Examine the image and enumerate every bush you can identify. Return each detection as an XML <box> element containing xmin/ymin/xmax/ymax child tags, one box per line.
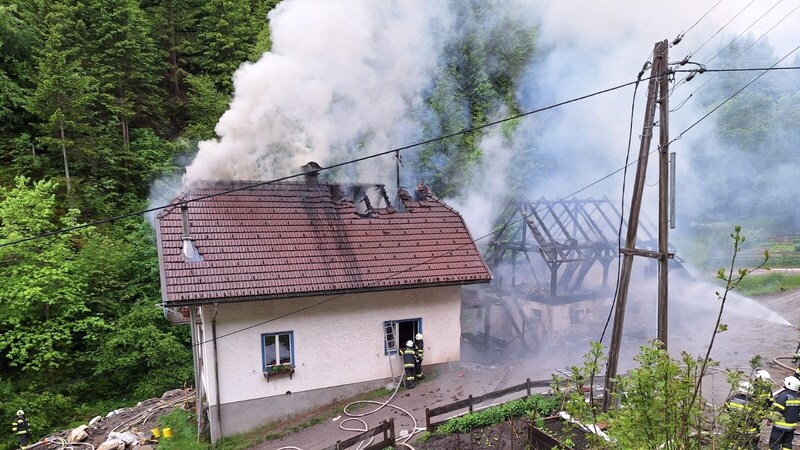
<box><xmin>434</xmin><ymin>394</ymin><xmax>559</xmax><ymax>435</ymax></box>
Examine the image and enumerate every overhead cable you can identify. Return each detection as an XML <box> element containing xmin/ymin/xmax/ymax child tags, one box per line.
<box><xmin>0</xmin><ymin>78</ymin><xmax>646</xmax><ymax>249</ymax></box>
<box><xmin>671</xmin><ymin>2</ymin><xmax>800</xmax><ymax>111</ymax></box>
<box><xmin>671</xmin><ymin>43</ymin><xmax>800</xmax><ymax>144</ymax></box>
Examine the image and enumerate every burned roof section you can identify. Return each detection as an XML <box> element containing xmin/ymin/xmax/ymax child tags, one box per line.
<box><xmin>156</xmin><ymin>180</ymin><xmax>492</xmax><ymax>306</ymax></box>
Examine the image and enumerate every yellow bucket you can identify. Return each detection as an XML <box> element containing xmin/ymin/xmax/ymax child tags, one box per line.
<box><xmin>162</xmin><ymin>427</ymin><xmax>173</xmax><ymax>439</ymax></box>
<box><xmin>151</xmin><ymin>428</ymin><xmax>161</xmax><ymax>438</ymax></box>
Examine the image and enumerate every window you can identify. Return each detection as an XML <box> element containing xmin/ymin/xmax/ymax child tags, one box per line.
<box><xmin>530</xmin><ymin>309</ymin><xmax>543</xmax><ymax>321</ymax></box>
<box><xmin>383</xmin><ymin>318</ymin><xmax>421</xmax><ymax>355</ymax></box>
<box><xmin>570</xmin><ymin>309</ymin><xmax>585</xmax><ymax>324</ymax></box>
<box><xmin>262</xmin><ymin>331</ymin><xmax>294</xmax><ymax>370</ymax></box>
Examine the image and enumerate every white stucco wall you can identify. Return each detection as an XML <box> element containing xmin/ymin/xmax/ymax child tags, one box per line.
<box><xmin>197</xmin><ymin>285</ymin><xmax>461</xmax><ymax>424</ymax></box>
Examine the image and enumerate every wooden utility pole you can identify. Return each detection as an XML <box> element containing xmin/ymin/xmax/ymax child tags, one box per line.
<box><xmin>603</xmin><ymin>40</ymin><xmax>670</xmax><ymax>411</ymax></box>
<box><xmin>657</xmin><ymin>44</ymin><xmax>671</xmax><ymax>347</ymax></box>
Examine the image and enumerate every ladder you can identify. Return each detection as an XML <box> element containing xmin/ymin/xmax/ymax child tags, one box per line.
<box><xmin>384</xmin><ymin>322</ymin><xmax>401</xmax><ymax>386</ymax></box>
<box><xmin>384</xmin><ymin>321</ymin><xmax>397</xmax><ymax>354</ymax></box>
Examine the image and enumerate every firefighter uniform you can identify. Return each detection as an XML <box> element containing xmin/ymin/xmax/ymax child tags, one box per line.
<box><xmin>769</xmin><ymin>380</ymin><xmax>800</xmax><ymax>450</ymax></box>
<box><xmin>725</xmin><ymin>391</ymin><xmax>760</xmax><ymax>450</ymax></box>
<box><xmin>401</xmin><ymin>343</ymin><xmax>417</xmax><ymax>388</ymax></box>
<box><xmin>414</xmin><ymin>333</ymin><xmax>424</xmax><ymax>380</ymax></box>
<box><xmin>11</xmin><ymin>412</ymin><xmax>31</xmax><ymax>449</ymax></box>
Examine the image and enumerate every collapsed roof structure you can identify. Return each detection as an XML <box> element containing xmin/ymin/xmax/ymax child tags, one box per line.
<box><xmin>464</xmin><ymin>196</ymin><xmax>688</xmax><ymax>352</ymax></box>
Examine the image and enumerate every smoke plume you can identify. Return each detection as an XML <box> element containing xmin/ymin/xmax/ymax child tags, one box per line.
<box><xmin>184</xmin><ymin>0</ymin><xmax>453</xmax><ymax>184</ymax></box>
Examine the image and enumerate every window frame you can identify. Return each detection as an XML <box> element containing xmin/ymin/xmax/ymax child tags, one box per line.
<box><xmin>570</xmin><ymin>308</ymin><xmax>585</xmax><ymax>324</ymax></box>
<box><xmin>261</xmin><ymin>331</ymin><xmax>295</xmax><ymax>370</ymax></box>
<box><xmin>383</xmin><ymin>318</ymin><xmax>422</xmax><ymax>355</ymax></box>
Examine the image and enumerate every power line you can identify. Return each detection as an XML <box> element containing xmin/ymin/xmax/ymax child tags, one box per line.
<box><xmin>671</xmin><ymin>0</ymin><xmax>785</xmax><ymax>94</ymax></box>
<box><xmin>705</xmin><ymin>0</ymin><xmax>785</xmax><ymax>66</ymax></box>
<box><xmin>687</xmin><ymin>0</ymin><xmax>757</xmax><ymax>59</ymax></box>
<box><xmin>679</xmin><ymin>0</ymin><xmax>722</xmax><ymax>38</ymax></box>
<box><xmin>671</xmin><ymin>2</ymin><xmax>800</xmax><ymax>111</ymax></box>
<box><xmin>671</xmin><ymin>42</ymin><xmax>800</xmax><ymax>144</ymax></box>
<box><xmin>0</xmin><ymin>78</ymin><xmax>647</xmax><ymax>250</ymax></box>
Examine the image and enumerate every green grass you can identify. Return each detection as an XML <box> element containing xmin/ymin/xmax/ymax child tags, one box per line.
<box><xmin>155</xmin><ymin>385</ymin><xmax>398</xmax><ymax>449</ymax></box>
<box><xmin>736</xmin><ymin>272</ymin><xmax>800</xmax><ymax>296</ymax></box>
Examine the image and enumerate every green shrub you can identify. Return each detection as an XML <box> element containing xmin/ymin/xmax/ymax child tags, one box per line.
<box><xmin>434</xmin><ymin>394</ymin><xmax>558</xmax><ymax>435</ymax></box>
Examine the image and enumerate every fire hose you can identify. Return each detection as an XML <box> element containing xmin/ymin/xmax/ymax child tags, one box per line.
<box><xmin>276</xmin><ymin>375</ymin><xmax>421</xmax><ymax>450</ymax></box>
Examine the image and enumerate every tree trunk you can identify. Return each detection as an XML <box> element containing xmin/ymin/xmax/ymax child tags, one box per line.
<box><xmin>59</xmin><ymin>118</ymin><xmax>71</xmax><ymax>193</ymax></box>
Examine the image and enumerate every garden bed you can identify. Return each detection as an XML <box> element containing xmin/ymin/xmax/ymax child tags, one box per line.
<box><xmin>416</xmin><ymin>416</ymin><xmax>591</xmax><ymax>449</ymax></box>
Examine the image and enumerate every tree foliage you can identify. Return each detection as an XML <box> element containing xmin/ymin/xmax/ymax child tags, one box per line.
<box><xmin>688</xmin><ymin>38</ymin><xmax>800</xmax><ymax>231</ymax></box>
<box><xmin>415</xmin><ymin>0</ymin><xmax>536</xmax><ymax>197</ymax></box>
<box><xmin>558</xmin><ymin>228</ymin><xmax>771</xmax><ymax>449</ymax></box>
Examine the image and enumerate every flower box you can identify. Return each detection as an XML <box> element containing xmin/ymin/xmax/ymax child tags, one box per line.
<box><xmin>263</xmin><ymin>364</ymin><xmax>295</xmax><ymax>382</ymax></box>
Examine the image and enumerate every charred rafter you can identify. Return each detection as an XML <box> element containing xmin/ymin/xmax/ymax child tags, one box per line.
<box><xmin>485</xmin><ymin>197</ymin><xmax>677</xmax><ymax>297</ymax></box>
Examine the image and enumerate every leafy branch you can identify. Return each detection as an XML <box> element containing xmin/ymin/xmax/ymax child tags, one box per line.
<box><xmin>682</xmin><ymin>226</ymin><xmax>768</xmax><ymax>437</ymax></box>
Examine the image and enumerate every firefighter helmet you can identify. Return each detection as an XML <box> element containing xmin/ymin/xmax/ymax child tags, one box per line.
<box><xmin>737</xmin><ymin>381</ymin><xmax>753</xmax><ymax>395</ymax></box>
<box><xmin>784</xmin><ymin>376</ymin><xmax>800</xmax><ymax>392</ymax></box>
<box><xmin>16</xmin><ymin>410</ymin><xmax>24</xmax><ymax>417</ymax></box>
<box><xmin>406</xmin><ymin>340</ymin><xmax>414</xmax><ymax>348</ymax></box>
<box><xmin>415</xmin><ymin>333</ymin><xmax>423</xmax><ymax>341</ymax></box>
<box><xmin>754</xmin><ymin>369</ymin><xmax>771</xmax><ymax>381</ymax></box>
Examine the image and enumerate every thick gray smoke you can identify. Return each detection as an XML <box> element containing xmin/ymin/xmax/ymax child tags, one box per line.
<box><xmin>184</xmin><ymin>0</ymin><xmax>453</xmax><ymax>184</ymax></box>
<box><xmin>178</xmin><ymin>0</ymin><xmax>800</xmax><ymax>371</ymax></box>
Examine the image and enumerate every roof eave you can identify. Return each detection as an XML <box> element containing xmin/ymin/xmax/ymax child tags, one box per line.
<box><xmin>161</xmin><ymin>276</ymin><xmax>493</xmax><ymax>308</ymax></box>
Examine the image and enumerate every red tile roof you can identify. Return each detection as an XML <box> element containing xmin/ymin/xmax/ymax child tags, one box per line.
<box><xmin>156</xmin><ymin>181</ymin><xmax>492</xmax><ymax>306</ymax></box>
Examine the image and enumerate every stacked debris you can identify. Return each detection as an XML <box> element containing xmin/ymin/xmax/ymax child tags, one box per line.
<box><xmin>32</xmin><ymin>389</ymin><xmax>194</xmax><ymax>450</ymax></box>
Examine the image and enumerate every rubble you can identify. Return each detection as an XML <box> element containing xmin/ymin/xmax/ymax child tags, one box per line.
<box><xmin>35</xmin><ymin>389</ymin><xmax>194</xmax><ymax>449</ymax></box>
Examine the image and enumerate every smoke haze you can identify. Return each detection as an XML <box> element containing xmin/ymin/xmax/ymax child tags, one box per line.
<box><xmin>177</xmin><ymin>0</ymin><xmax>800</xmax><ymax>370</ymax></box>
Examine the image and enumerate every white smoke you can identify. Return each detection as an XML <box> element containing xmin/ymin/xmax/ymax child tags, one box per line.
<box><xmin>184</xmin><ymin>0</ymin><xmax>454</xmax><ymax>184</ymax></box>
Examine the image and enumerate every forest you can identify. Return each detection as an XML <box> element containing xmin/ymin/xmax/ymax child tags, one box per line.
<box><xmin>1</xmin><ymin>0</ymin><xmax>798</xmax><ymax>446</ymax></box>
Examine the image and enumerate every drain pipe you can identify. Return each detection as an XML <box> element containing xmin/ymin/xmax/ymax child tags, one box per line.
<box><xmin>212</xmin><ymin>303</ymin><xmax>222</xmax><ymax>441</ymax></box>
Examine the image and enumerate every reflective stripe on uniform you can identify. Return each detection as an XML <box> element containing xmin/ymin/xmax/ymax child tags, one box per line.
<box><xmin>773</xmin><ymin>420</ymin><xmax>797</xmax><ymax>430</ymax></box>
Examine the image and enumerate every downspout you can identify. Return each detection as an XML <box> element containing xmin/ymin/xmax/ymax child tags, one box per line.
<box><xmin>190</xmin><ymin>307</ymin><xmax>205</xmax><ymax>440</ymax></box>
<box><xmin>212</xmin><ymin>303</ymin><xmax>222</xmax><ymax>441</ymax></box>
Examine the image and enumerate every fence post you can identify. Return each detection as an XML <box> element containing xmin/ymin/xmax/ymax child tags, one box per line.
<box><xmin>468</xmin><ymin>394</ymin><xmax>473</xmax><ymax>413</ymax></box>
<box><xmin>335</xmin><ymin>440</ymin><xmax>341</xmax><ymax>450</ymax></box>
<box><xmin>425</xmin><ymin>408</ymin><xmax>431</xmax><ymax>432</ymax></box>
<box><xmin>526</xmin><ymin>378</ymin><xmax>531</xmax><ymax>398</ymax></box>
<box><xmin>389</xmin><ymin>418</ymin><xmax>395</xmax><ymax>444</ymax></box>
<box><xmin>527</xmin><ymin>421</ymin><xmax>533</xmax><ymax>447</ymax></box>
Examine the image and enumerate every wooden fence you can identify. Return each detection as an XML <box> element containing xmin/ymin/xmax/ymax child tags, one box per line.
<box><xmin>424</xmin><ymin>378</ymin><xmax>553</xmax><ymax>432</ymax></box>
<box><xmin>320</xmin><ymin>418</ymin><xmax>395</xmax><ymax>450</ymax></box>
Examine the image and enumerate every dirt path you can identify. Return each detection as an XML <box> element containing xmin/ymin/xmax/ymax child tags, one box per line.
<box><xmin>255</xmin><ymin>288</ymin><xmax>800</xmax><ymax>450</ymax></box>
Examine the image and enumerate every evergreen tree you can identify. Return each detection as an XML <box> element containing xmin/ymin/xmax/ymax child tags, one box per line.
<box><xmin>195</xmin><ymin>0</ymin><xmax>260</xmax><ymax>92</ymax></box>
<box><xmin>28</xmin><ymin>1</ymin><xmax>97</xmax><ymax>194</ymax></box>
<box><xmin>416</xmin><ymin>1</ymin><xmax>536</xmax><ymax>197</ymax></box>
<box><xmin>0</xmin><ymin>3</ymin><xmax>42</xmax><ymax>181</ymax></box>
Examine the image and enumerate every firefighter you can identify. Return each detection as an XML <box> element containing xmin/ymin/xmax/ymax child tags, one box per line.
<box><xmin>768</xmin><ymin>376</ymin><xmax>800</xmax><ymax>450</ymax></box>
<box><xmin>414</xmin><ymin>333</ymin><xmax>424</xmax><ymax>380</ymax></box>
<box><xmin>401</xmin><ymin>340</ymin><xmax>417</xmax><ymax>388</ymax></box>
<box><xmin>11</xmin><ymin>410</ymin><xmax>31</xmax><ymax>449</ymax></box>
<box><xmin>724</xmin><ymin>381</ymin><xmax>760</xmax><ymax>449</ymax></box>
<box><xmin>754</xmin><ymin>368</ymin><xmax>774</xmax><ymax>407</ymax></box>
<box><xmin>793</xmin><ymin>339</ymin><xmax>800</xmax><ymax>377</ymax></box>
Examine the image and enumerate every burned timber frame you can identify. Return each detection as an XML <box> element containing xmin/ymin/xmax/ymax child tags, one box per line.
<box><xmin>484</xmin><ymin>196</ymin><xmax>668</xmax><ymax>298</ymax></box>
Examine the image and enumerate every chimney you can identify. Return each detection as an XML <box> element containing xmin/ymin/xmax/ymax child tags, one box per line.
<box><xmin>181</xmin><ymin>203</ymin><xmax>203</xmax><ymax>262</ymax></box>
<box><xmin>301</xmin><ymin>161</ymin><xmax>322</xmax><ymax>188</ymax></box>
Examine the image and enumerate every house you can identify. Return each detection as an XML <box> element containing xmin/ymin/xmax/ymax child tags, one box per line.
<box><xmin>155</xmin><ymin>169</ymin><xmax>492</xmax><ymax>441</ymax></box>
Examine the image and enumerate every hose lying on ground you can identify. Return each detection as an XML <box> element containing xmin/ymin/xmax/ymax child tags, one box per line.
<box><xmin>277</xmin><ymin>375</ymin><xmax>422</xmax><ymax>450</ymax></box>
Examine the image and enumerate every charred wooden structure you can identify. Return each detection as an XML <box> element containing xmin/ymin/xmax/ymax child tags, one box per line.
<box><xmin>462</xmin><ymin>197</ymin><xmax>685</xmax><ymax>353</ymax></box>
